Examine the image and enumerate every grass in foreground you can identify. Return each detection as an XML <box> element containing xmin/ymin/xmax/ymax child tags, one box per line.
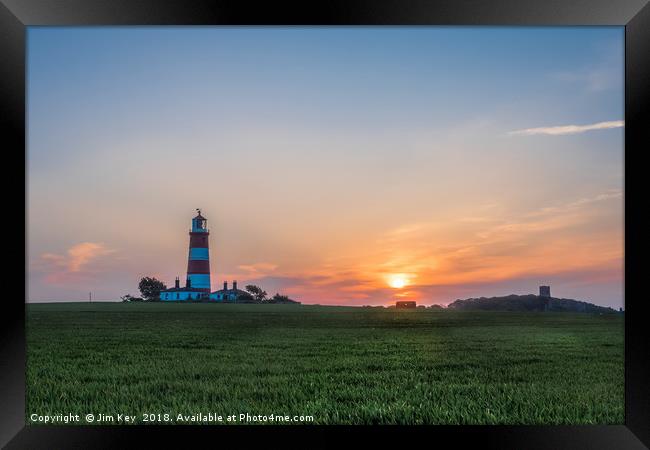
<box><xmin>26</xmin><ymin>302</ymin><xmax>623</xmax><ymax>425</ymax></box>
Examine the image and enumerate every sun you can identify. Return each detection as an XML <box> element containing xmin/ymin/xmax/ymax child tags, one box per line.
<box><xmin>388</xmin><ymin>275</ymin><xmax>408</xmax><ymax>289</ymax></box>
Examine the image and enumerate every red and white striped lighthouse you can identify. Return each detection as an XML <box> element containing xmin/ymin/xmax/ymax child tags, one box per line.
<box><xmin>186</xmin><ymin>209</ymin><xmax>211</xmax><ymax>293</ymax></box>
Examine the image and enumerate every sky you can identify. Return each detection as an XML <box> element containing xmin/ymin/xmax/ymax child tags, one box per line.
<box><xmin>27</xmin><ymin>27</ymin><xmax>624</xmax><ymax>307</ymax></box>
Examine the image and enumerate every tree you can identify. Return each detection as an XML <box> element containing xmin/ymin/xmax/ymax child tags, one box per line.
<box><xmin>138</xmin><ymin>277</ymin><xmax>167</xmax><ymax>301</ymax></box>
<box><xmin>245</xmin><ymin>284</ymin><xmax>267</xmax><ymax>303</ymax></box>
<box><xmin>269</xmin><ymin>293</ymin><xmax>299</xmax><ymax>304</ymax></box>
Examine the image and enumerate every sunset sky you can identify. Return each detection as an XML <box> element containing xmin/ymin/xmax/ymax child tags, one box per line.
<box><xmin>27</xmin><ymin>27</ymin><xmax>624</xmax><ymax>307</ymax></box>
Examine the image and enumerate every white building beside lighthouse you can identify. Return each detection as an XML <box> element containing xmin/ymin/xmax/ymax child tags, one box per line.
<box><xmin>210</xmin><ymin>280</ymin><xmax>251</xmax><ymax>302</ymax></box>
<box><xmin>160</xmin><ymin>277</ymin><xmax>206</xmax><ymax>301</ymax></box>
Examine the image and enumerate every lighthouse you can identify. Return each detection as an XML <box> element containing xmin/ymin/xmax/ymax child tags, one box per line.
<box><xmin>159</xmin><ymin>209</ymin><xmax>212</xmax><ymax>301</ymax></box>
<box><xmin>187</xmin><ymin>209</ymin><xmax>211</xmax><ymax>293</ymax></box>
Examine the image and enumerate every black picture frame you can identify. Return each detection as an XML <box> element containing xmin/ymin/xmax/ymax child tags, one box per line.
<box><xmin>2</xmin><ymin>0</ymin><xmax>648</xmax><ymax>448</ymax></box>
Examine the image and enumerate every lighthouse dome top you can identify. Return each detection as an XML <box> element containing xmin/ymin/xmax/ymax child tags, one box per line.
<box><xmin>191</xmin><ymin>209</ymin><xmax>208</xmax><ymax>233</ymax></box>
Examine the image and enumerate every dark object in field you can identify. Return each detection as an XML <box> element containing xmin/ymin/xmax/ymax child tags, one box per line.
<box><xmin>447</xmin><ymin>294</ymin><xmax>617</xmax><ymax>313</ymax></box>
<box><xmin>396</xmin><ymin>301</ymin><xmax>417</xmax><ymax>308</ymax></box>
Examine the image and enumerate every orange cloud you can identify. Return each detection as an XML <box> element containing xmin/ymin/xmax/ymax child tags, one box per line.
<box><xmin>253</xmin><ymin>190</ymin><xmax>623</xmax><ymax>305</ymax></box>
<box><xmin>67</xmin><ymin>242</ymin><xmax>114</xmax><ymax>272</ymax></box>
<box><xmin>36</xmin><ymin>242</ymin><xmax>116</xmax><ymax>284</ymax></box>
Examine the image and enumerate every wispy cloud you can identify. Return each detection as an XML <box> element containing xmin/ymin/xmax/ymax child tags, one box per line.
<box><xmin>550</xmin><ymin>68</ymin><xmax>621</xmax><ymax>92</ymax></box>
<box><xmin>549</xmin><ymin>41</ymin><xmax>623</xmax><ymax>93</ymax></box>
<box><xmin>508</xmin><ymin>120</ymin><xmax>624</xmax><ymax>136</ymax></box>
<box><xmin>37</xmin><ymin>242</ymin><xmax>115</xmax><ymax>284</ymax></box>
<box><xmin>236</xmin><ymin>262</ymin><xmax>278</xmax><ymax>277</ymax></box>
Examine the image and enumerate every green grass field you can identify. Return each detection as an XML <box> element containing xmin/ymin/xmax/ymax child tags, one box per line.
<box><xmin>26</xmin><ymin>302</ymin><xmax>623</xmax><ymax>425</ymax></box>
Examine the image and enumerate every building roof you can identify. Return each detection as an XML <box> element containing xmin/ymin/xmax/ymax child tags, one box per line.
<box><xmin>210</xmin><ymin>288</ymin><xmax>249</xmax><ymax>296</ymax></box>
<box><xmin>161</xmin><ymin>287</ymin><xmax>206</xmax><ymax>293</ymax></box>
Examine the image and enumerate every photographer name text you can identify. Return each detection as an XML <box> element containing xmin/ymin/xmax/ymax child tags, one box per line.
<box><xmin>30</xmin><ymin>412</ymin><xmax>314</xmax><ymax>424</ymax></box>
